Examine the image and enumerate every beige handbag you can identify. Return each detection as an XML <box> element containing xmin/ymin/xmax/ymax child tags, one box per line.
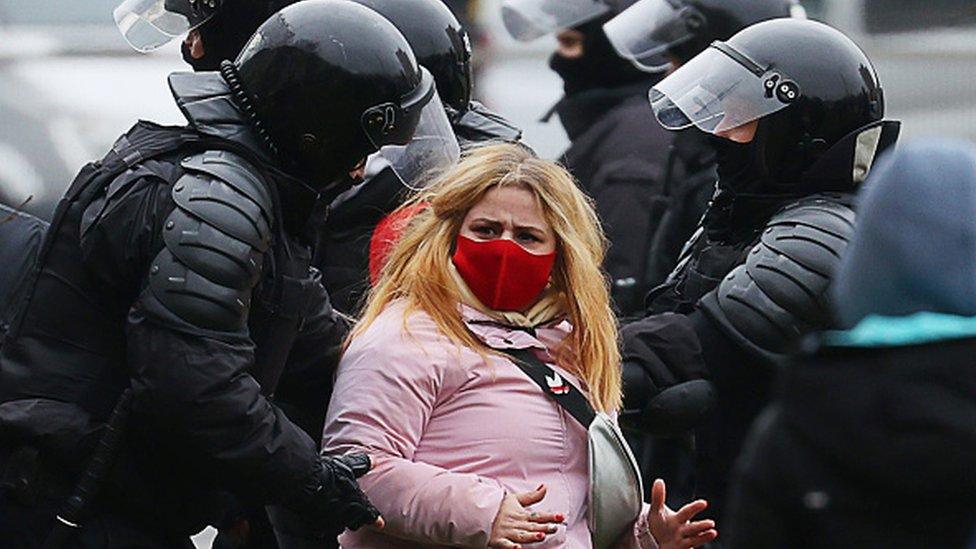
<box><xmin>506</xmin><ymin>350</ymin><xmax>644</xmax><ymax>548</ymax></box>
<box><xmin>587</xmin><ymin>412</ymin><xmax>644</xmax><ymax>548</ymax></box>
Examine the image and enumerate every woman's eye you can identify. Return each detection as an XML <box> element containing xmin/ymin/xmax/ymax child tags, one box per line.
<box><xmin>518</xmin><ymin>232</ymin><xmax>541</xmax><ymax>243</ymax></box>
<box><xmin>473</xmin><ymin>225</ymin><xmax>495</xmax><ymax>236</ymax></box>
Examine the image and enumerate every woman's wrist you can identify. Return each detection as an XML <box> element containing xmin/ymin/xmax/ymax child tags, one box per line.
<box><xmin>635</xmin><ymin>506</ymin><xmax>660</xmax><ymax>549</ymax></box>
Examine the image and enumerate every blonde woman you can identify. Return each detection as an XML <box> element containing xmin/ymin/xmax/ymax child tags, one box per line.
<box><xmin>322</xmin><ymin>143</ymin><xmax>717</xmax><ymax>548</ymax></box>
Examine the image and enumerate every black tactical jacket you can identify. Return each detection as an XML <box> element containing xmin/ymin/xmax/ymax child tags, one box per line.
<box><xmin>555</xmin><ymin>82</ymin><xmax>674</xmax><ymax>317</ymax></box>
<box><xmin>0</xmin><ymin>205</ymin><xmax>48</xmax><ymax>340</ymax></box>
<box><xmin>0</xmin><ymin>72</ymin><xmax>347</xmax><ymax>535</ymax></box>
<box><xmin>643</xmin><ymin>128</ymin><xmax>717</xmax><ymax>290</ymax></box>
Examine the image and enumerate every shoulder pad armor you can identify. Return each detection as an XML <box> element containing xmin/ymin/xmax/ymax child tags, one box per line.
<box><xmin>700</xmin><ymin>196</ymin><xmax>856</xmax><ymax>356</ymax></box>
<box><xmin>173</xmin><ymin>150</ymin><xmax>274</xmax><ymax>249</ymax></box>
<box><xmin>149</xmin><ymin>150</ymin><xmax>275</xmax><ymax>331</ymax></box>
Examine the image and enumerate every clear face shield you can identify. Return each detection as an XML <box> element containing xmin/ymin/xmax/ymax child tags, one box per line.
<box><xmin>362</xmin><ymin>69</ymin><xmax>460</xmax><ymax>191</ymax></box>
<box><xmin>603</xmin><ymin>0</ymin><xmax>704</xmax><ymax>73</ymax></box>
<box><xmin>501</xmin><ymin>0</ymin><xmax>612</xmax><ymax>41</ymax></box>
<box><xmin>649</xmin><ymin>41</ymin><xmax>801</xmax><ymax>135</ymax></box>
<box><xmin>371</xmin><ymin>89</ymin><xmax>460</xmax><ymax>191</ymax></box>
<box><xmin>113</xmin><ymin>0</ymin><xmax>217</xmax><ymax>53</ymax></box>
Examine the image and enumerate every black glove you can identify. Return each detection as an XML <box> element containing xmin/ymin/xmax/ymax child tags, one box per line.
<box><xmin>620</xmin><ymin>375</ymin><xmax>715</xmax><ymax>435</ymax></box>
<box><xmin>619</xmin><ymin>312</ymin><xmax>715</xmax><ymax>435</ymax></box>
<box><xmin>269</xmin><ymin>453</ymin><xmax>380</xmax><ymax>548</ymax></box>
<box><xmin>316</xmin><ymin>453</ymin><xmax>379</xmax><ymax>532</ymax></box>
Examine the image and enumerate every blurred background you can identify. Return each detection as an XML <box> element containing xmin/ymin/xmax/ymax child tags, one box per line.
<box><xmin>2</xmin><ymin>0</ymin><xmax>975</xmax><ymax>220</ymax></box>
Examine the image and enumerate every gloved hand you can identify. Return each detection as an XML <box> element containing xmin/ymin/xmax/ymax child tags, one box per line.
<box><xmin>315</xmin><ymin>453</ymin><xmax>380</xmax><ymax>533</ymax></box>
<box><xmin>268</xmin><ymin>453</ymin><xmax>382</xmax><ymax>548</ymax></box>
<box><xmin>619</xmin><ymin>312</ymin><xmax>715</xmax><ymax>435</ymax></box>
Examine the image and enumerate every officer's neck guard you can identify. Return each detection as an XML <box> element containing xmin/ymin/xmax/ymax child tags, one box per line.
<box><xmin>168</xmin><ymin>71</ymin><xmax>275</xmax><ymax>167</ymax></box>
<box><xmin>799</xmin><ymin>120</ymin><xmax>901</xmax><ymax>194</ymax></box>
<box><xmin>169</xmin><ymin>71</ymin><xmax>321</xmax><ymax>238</ymax></box>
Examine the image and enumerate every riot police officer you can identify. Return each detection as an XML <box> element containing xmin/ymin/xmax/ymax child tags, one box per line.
<box><xmin>314</xmin><ymin>0</ymin><xmax>522</xmax><ymax>314</ymax></box>
<box><xmin>504</xmin><ymin>0</ymin><xmax>675</xmax><ymax>317</ymax></box>
<box><xmin>600</xmin><ymin>0</ymin><xmax>805</xmax><ymax>509</ymax></box>
<box><xmin>0</xmin><ymin>1</ymin><xmax>447</xmax><ymax>546</ymax></box>
<box><xmin>604</xmin><ymin>0</ymin><xmax>806</xmax><ymax>288</ymax></box>
<box><xmin>119</xmin><ymin>2</ymin><xmax>459</xmax><ymax>545</ymax></box>
<box><xmin>619</xmin><ymin>18</ymin><xmax>901</xmax><ymax>520</ymax></box>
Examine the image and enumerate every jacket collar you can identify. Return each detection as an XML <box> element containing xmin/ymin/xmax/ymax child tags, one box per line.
<box><xmin>169</xmin><ymin>71</ymin><xmax>326</xmax><ymax>237</ymax></box>
<box><xmin>544</xmin><ymin>81</ymin><xmax>652</xmax><ymax>141</ymax></box>
<box><xmin>460</xmin><ymin>304</ymin><xmax>573</xmax><ymax>353</ymax></box>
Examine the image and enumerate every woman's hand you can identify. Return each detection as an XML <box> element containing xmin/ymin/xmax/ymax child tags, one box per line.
<box><xmin>648</xmin><ymin>479</ymin><xmax>717</xmax><ymax>549</ymax></box>
<box><xmin>488</xmin><ymin>484</ymin><xmax>564</xmax><ymax>548</ymax></box>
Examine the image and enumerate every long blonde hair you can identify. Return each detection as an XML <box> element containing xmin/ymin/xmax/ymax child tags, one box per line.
<box><xmin>354</xmin><ymin>143</ymin><xmax>622</xmax><ymax>412</ymax></box>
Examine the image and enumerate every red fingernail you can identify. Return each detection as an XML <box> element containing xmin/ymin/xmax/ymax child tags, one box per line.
<box><xmin>555</xmin><ymin>514</ymin><xmax>565</xmax><ymax>522</ymax></box>
<box><xmin>537</xmin><ymin>533</ymin><xmax>545</xmax><ymax>540</ymax></box>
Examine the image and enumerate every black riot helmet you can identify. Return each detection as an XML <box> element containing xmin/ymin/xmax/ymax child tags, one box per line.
<box><xmin>604</xmin><ymin>0</ymin><xmax>804</xmax><ymax>72</ymax></box>
<box><xmin>227</xmin><ymin>0</ymin><xmax>439</xmax><ymax>191</ymax></box>
<box><xmin>346</xmin><ymin>0</ymin><xmax>473</xmax><ymax>114</ymax></box>
<box><xmin>502</xmin><ymin>0</ymin><xmax>638</xmax><ymax>41</ymax></box>
<box><xmin>650</xmin><ymin>19</ymin><xmax>899</xmax><ymax>192</ymax></box>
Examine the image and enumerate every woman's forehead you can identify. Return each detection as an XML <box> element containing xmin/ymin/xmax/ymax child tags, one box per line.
<box><xmin>467</xmin><ymin>186</ymin><xmax>548</xmax><ymax>225</ymax></box>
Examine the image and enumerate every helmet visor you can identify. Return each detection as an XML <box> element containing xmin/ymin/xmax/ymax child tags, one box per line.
<box><xmin>502</xmin><ymin>0</ymin><xmax>611</xmax><ymax>41</ymax></box>
<box><xmin>649</xmin><ymin>43</ymin><xmax>799</xmax><ymax>134</ymax></box>
<box><xmin>376</xmin><ymin>87</ymin><xmax>460</xmax><ymax>191</ymax></box>
<box><xmin>363</xmin><ymin>67</ymin><xmax>436</xmax><ymax>150</ymax></box>
<box><xmin>604</xmin><ymin>0</ymin><xmax>700</xmax><ymax>73</ymax></box>
<box><xmin>113</xmin><ymin>0</ymin><xmax>215</xmax><ymax>52</ymax></box>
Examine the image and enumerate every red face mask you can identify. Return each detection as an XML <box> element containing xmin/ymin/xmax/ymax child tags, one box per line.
<box><xmin>452</xmin><ymin>235</ymin><xmax>556</xmax><ymax>311</ymax></box>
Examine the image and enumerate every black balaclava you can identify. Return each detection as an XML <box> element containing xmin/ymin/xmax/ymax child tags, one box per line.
<box><xmin>182</xmin><ymin>1</ymin><xmax>283</xmax><ymax>72</ymax></box>
<box><xmin>548</xmin><ymin>16</ymin><xmax>651</xmax><ymax>97</ymax></box>
<box><xmin>703</xmin><ymin>123</ymin><xmax>799</xmax><ymax>242</ymax></box>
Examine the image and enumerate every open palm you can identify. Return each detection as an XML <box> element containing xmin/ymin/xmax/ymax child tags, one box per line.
<box><xmin>648</xmin><ymin>479</ymin><xmax>718</xmax><ymax>549</ymax></box>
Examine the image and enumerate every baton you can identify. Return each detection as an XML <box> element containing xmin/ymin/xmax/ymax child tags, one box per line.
<box><xmin>41</xmin><ymin>388</ymin><xmax>134</xmax><ymax>549</ymax></box>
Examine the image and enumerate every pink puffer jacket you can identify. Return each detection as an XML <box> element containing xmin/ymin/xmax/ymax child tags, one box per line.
<box><xmin>322</xmin><ymin>299</ymin><xmax>657</xmax><ymax>548</ymax></box>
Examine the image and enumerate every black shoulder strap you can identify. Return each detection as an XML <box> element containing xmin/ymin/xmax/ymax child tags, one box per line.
<box><xmin>505</xmin><ymin>348</ymin><xmax>596</xmax><ymax>428</ymax></box>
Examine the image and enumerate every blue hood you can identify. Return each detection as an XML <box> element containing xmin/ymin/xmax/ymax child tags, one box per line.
<box><xmin>832</xmin><ymin>139</ymin><xmax>976</xmax><ymax>329</ymax></box>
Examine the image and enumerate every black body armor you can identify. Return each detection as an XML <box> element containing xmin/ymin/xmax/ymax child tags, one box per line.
<box><xmin>0</xmin><ymin>73</ymin><xmax>346</xmax><ymax>539</ymax></box>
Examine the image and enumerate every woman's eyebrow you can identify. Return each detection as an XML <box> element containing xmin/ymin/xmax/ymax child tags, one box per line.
<box><xmin>470</xmin><ymin>217</ymin><xmax>548</xmax><ymax>235</ymax></box>
<box><xmin>515</xmin><ymin>223</ymin><xmax>548</xmax><ymax>234</ymax></box>
<box><xmin>470</xmin><ymin>217</ymin><xmax>501</xmax><ymax>226</ymax></box>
